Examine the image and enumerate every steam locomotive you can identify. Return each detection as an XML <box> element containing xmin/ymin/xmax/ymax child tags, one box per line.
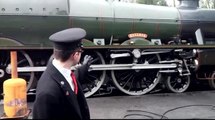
<box><xmin>0</xmin><ymin>0</ymin><xmax>215</xmax><ymax>97</ymax></box>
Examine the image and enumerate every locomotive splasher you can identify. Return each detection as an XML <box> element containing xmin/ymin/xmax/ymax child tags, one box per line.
<box><xmin>0</xmin><ymin>0</ymin><xmax>215</xmax><ymax>97</ymax></box>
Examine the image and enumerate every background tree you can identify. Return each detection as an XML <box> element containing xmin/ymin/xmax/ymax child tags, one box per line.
<box><xmin>135</xmin><ymin>0</ymin><xmax>215</xmax><ymax>9</ymax></box>
<box><xmin>136</xmin><ymin>0</ymin><xmax>167</xmax><ymax>6</ymax></box>
<box><xmin>200</xmin><ymin>0</ymin><xmax>215</xmax><ymax>9</ymax></box>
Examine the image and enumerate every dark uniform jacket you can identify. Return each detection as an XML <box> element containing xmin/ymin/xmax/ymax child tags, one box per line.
<box><xmin>33</xmin><ymin>61</ymin><xmax>90</xmax><ymax>120</ymax></box>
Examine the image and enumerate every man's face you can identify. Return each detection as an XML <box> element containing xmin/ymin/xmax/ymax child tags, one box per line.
<box><xmin>72</xmin><ymin>48</ymin><xmax>84</xmax><ymax>65</ymax></box>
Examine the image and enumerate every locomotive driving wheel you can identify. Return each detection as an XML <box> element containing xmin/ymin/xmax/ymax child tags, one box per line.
<box><xmin>165</xmin><ymin>74</ymin><xmax>190</xmax><ymax>93</ymax></box>
<box><xmin>80</xmin><ymin>51</ymin><xmax>106</xmax><ymax>98</ymax></box>
<box><xmin>208</xmin><ymin>72</ymin><xmax>215</xmax><ymax>89</ymax></box>
<box><xmin>0</xmin><ymin>50</ymin><xmax>34</xmax><ymax>95</ymax></box>
<box><xmin>111</xmin><ymin>54</ymin><xmax>161</xmax><ymax>95</ymax></box>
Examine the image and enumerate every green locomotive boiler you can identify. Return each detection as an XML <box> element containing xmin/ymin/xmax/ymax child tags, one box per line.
<box><xmin>1</xmin><ymin>0</ymin><xmax>215</xmax><ymax>97</ymax></box>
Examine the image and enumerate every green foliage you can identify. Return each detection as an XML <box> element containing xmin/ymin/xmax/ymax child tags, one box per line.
<box><xmin>200</xmin><ymin>0</ymin><xmax>215</xmax><ymax>9</ymax></box>
<box><xmin>136</xmin><ymin>0</ymin><xmax>167</xmax><ymax>6</ymax></box>
<box><xmin>136</xmin><ymin>0</ymin><xmax>215</xmax><ymax>9</ymax></box>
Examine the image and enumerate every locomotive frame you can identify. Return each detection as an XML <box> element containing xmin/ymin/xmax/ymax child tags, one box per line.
<box><xmin>1</xmin><ymin>0</ymin><xmax>215</xmax><ymax>97</ymax></box>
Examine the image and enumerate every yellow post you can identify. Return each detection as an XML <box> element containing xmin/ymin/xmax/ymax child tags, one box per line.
<box><xmin>10</xmin><ymin>51</ymin><xmax>18</xmax><ymax>78</ymax></box>
<box><xmin>3</xmin><ymin>51</ymin><xmax>27</xmax><ymax>118</ymax></box>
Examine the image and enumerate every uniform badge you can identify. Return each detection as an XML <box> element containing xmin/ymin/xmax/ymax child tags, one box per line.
<box><xmin>61</xmin><ymin>81</ymin><xmax>64</xmax><ymax>85</ymax></box>
<box><xmin>66</xmin><ymin>91</ymin><xmax>69</xmax><ymax>96</ymax></box>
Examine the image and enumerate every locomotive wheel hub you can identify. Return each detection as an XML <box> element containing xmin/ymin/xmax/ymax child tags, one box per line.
<box><xmin>0</xmin><ymin>69</ymin><xmax>4</xmax><ymax>78</ymax></box>
<box><xmin>177</xmin><ymin>78</ymin><xmax>182</xmax><ymax>83</ymax></box>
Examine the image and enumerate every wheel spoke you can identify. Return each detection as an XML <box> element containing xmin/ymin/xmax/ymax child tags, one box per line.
<box><xmin>4</xmin><ymin>57</ymin><xmax>9</xmax><ymax>66</ymax></box>
<box><xmin>91</xmin><ymin>57</ymin><xmax>100</xmax><ymax>63</ymax></box>
<box><xmin>122</xmin><ymin>75</ymin><xmax>133</xmax><ymax>88</ymax></box>
<box><xmin>117</xmin><ymin>71</ymin><xmax>130</xmax><ymax>79</ymax></box>
<box><xmin>172</xmin><ymin>82</ymin><xmax>177</xmax><ymax>88</ymax></box>
<box><xmin>88</xmin><ymin>74</ymin><xmax>98</xmax><ymax>81</ymax></box>
<box><xmin>141</xmin><ymin>77</ymin><xmax>148</xmax><ymax>88</ymax></box>
<box><xmin>128</xmin><ymin>77</ymin><xmax>134</xmax><ymax>91</ymax></box>
<box><xmin>86</xmin><ymin>84</ymin><xmax>92</xmax><ymax>92</ymax></box>
<box><xmin>17</xmin><ymin>59</ymin><xmax>27</xmax><ymax>66</ymax></box>
<box><xmin>120</xmin><ymin>72</ymin><xmax>133</xmax><ymax>82</ymax></box>
<box><xmin>170</xmin><ymin>79</ymin><xmax>175</xmax><ymax>84</ymax></box>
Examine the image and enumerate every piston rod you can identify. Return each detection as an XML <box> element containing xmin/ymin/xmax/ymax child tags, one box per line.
<box><xmin>6</xmin><ymin>63</ymin><xmax>177</xmax><ymax>73</ymax></box>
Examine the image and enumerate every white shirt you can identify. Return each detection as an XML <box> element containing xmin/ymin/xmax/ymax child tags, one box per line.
<box><xmin>52</xmin><ymin>59</ymin><xmax>75</xmax><ymax>91</ymax></box>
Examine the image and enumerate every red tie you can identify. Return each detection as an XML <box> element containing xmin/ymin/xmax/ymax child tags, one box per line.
<box><xmin>71</xmin><ymin>72</ymin><xmax>78</xmax><ymax>94</ymax></box>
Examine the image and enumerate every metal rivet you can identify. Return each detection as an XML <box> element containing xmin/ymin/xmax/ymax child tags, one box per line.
<box><xmin>16</xmin><ymin>8</ymin><xmax>19</xmax><ymax>11</ymax></box>
<box><xmin>29</xmin><ymin>8</ymin><xmax>33</xmax><ymax>11</ymax></box>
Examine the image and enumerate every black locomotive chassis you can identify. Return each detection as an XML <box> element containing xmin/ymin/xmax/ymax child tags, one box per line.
<box><xmin>1</xmin><ymin>45</ymin><xmax>215</xmax><ymax>50</ymax></box>
<box><xmin>1</xmin><ymin>45</ymin><xmax>215</xmax><ymax>97</ymax></box>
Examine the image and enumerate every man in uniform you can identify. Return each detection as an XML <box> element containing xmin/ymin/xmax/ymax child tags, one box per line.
<box><xmin>33</xmin><ymin>28</ymin><xmax>92</xmax><ymax>120</ymax></box>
